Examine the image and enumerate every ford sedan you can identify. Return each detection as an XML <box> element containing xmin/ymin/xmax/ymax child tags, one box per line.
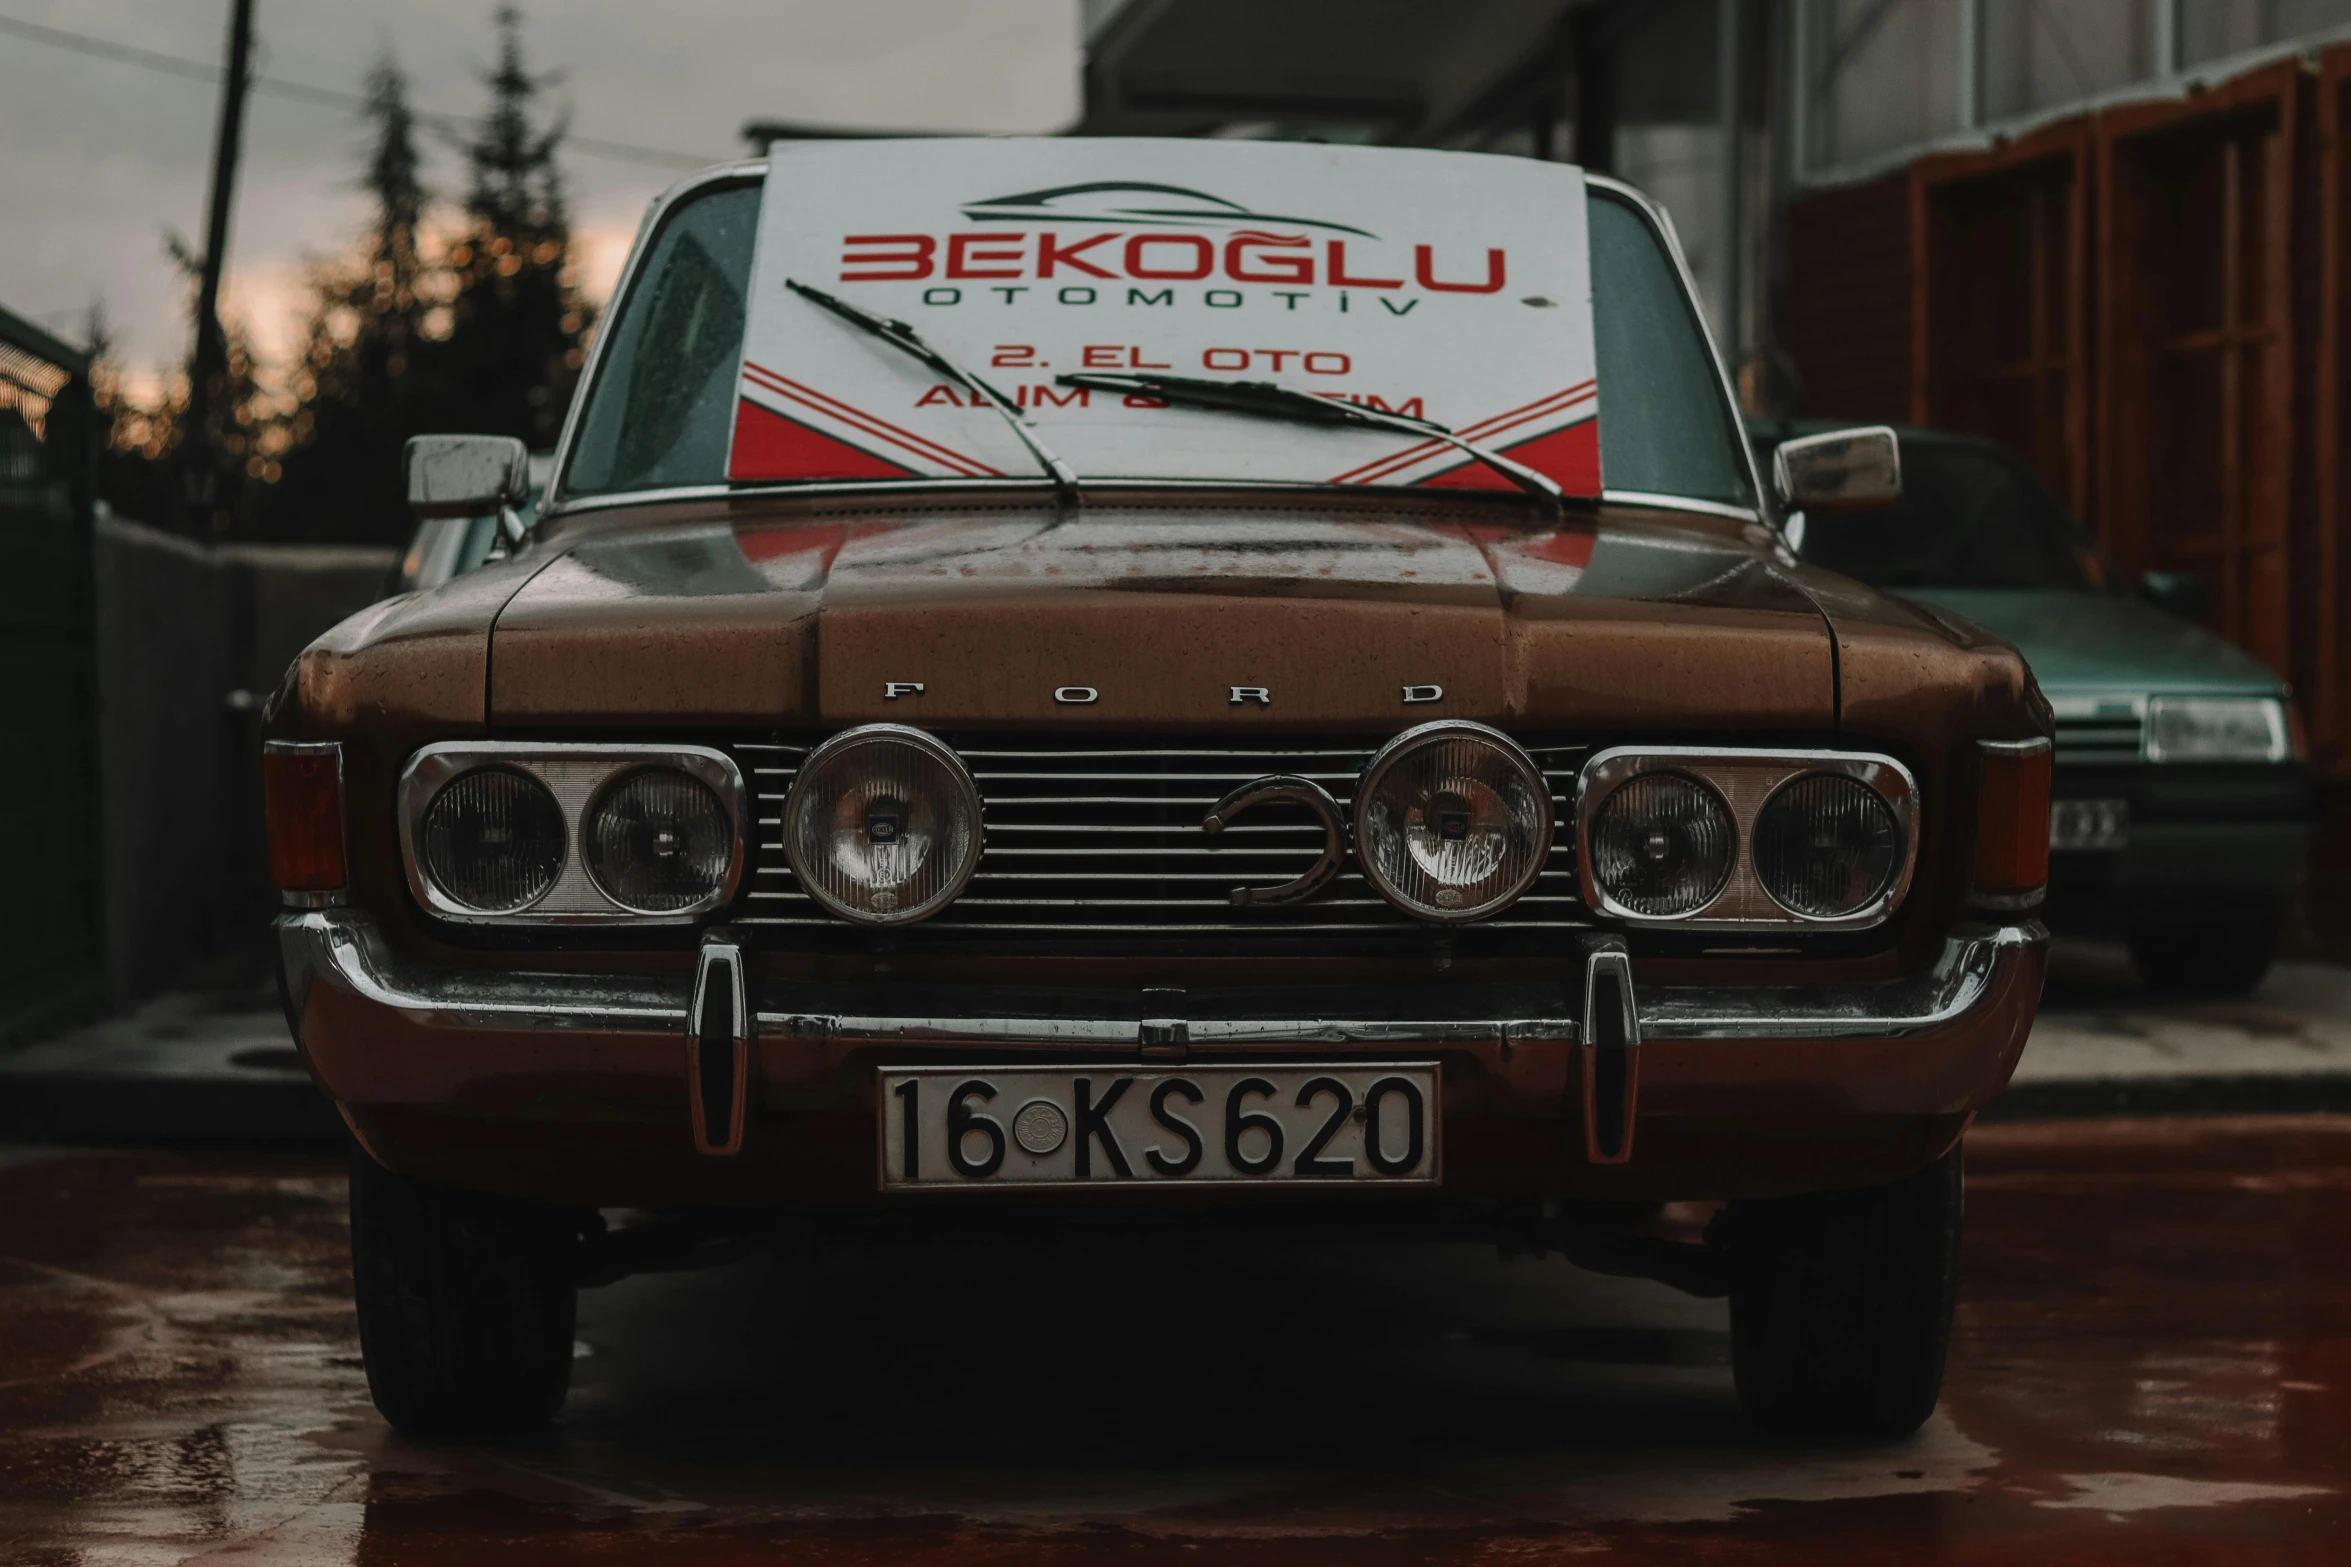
<box><xmin>265</xmin><ymin>140</ymin><xmax>2052</xmax><ymax>1442</ymax></box>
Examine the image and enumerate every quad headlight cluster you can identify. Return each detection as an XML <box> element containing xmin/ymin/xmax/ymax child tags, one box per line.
<box><xmin>1576</xmin><ymin>748</ymin><xmax>1917</xmax><ymax>928</ymax></box>
<box><xmin>398</xmin><ymin>731</ymin><xmax>1913</xmax><ymax>932</ymax></box>
<box><xmin>400</xmin><ymin>744</ymin><xmax>744</xmax><ymax>922</ymax></box>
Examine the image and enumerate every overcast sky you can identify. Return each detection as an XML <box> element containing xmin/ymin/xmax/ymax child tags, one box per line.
<box><xmin>0</xmin><ymin>0</ymin><xmax>1082</xmax><ymax>388</ymax></box>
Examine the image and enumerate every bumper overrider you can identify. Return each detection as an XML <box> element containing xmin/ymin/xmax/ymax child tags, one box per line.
<box><xmin>279</xmin><ymin>910</ymin><xmax>2046</xmax><ymax>1205</ymax></box>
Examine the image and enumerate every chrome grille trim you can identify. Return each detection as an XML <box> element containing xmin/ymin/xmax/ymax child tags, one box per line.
<box><xmin>731</xmin><ymin>735</ymin><xmax>1590</xmax><ymax>936</ymax></box>
<box><xmin>2049</xmin><ymin>695</ymin><xmax>2146</xmax><ymax>765</ymax></box>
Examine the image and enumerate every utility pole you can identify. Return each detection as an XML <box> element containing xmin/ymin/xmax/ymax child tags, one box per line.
<box><xmin>183</xmin><ymin>0</ymin><xmax>255</xmax><ymax>532</ymax></box>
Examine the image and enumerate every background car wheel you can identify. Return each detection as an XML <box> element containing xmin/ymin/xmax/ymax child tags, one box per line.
<box><xmin>2128</xmin><ymin>915</ymin><xmax>2278</xmax><ymax>998</ymax></box>
<box><xmin>348</xmin><ymin>1145</ymin><xmax>585</xmax><ymax>1438</ymax></box>
<box><xmin>1726</xmin><ymin>1146</ymin><xmax>1961</xmax><ymax>1442</ymax></box>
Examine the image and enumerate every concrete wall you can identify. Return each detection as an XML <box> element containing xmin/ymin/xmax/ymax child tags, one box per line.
<box><xmin>94</xmin><ymin>514</ymin><xmax>398</xmax><ymax>1001</ymax></box>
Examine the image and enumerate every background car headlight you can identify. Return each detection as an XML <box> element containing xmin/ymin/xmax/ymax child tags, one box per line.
<box><xmin>784</xmin><ymin>725</ymin><xmax>983</xmax><ymax>924</ymax></box>
<box><xmin>2146</xmin><ymin>697</ymin><xmax>2289</xmax><ymax>762</ymax></box>
<box><xmin>1354</xmin><ymin>722</ymin><xmax>1551</xmax><ymax>922</ymax></box>
<box><xmin>583</xmin><ymin>767</ymin><xmax>735</xmax><ymax>913</ymax></box>
<box><xmin>1753</xmin><ymin>772</ymin><xmax>1903</xmax><ymax>918</ymax></box>
<box><xmin>1587</xmin><ymin>772</ymin><xmax>1736</xmax><ymax>917</ymax></box>
<box><xmin>418</xmin><ymin>767</ymin><xmax>566</xmax><ymax>912</ymax></box>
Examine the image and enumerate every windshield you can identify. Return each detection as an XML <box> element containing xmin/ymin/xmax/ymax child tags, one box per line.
<box><xmin>560</xmin><ymin>175</ymin><xmax>1751</xmax><ymax>510</ymax></box>
<box><xmin>1791</xmin><ymin>436</ymin><xmax>2105</xmax><ymax>592</ymax></box>
<box><xmin>564</xmin><ymin>179</ymin><xmax>761</xmax><ymax>495</ymax></box>
<box><xmin>1587</xmin><ymin>192</ymin><xmax>1751</xmax><ymax>506</ymax></box>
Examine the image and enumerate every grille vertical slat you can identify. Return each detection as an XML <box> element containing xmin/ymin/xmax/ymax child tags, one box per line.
<box><xmin>731</xmin><ymin>735</ymin><xmax>1591</xmax><ymax>937</ymax></box>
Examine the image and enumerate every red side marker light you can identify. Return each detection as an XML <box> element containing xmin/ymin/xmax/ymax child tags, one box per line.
<box><xmin>264</xmin><ymin>741</ymin><xmax>347</xmax><ymax>894</ymax></box>
<box><xmin>1974</xmin><ymin>739</ymin><xmax>2052</xmax><ymax>907</ymax></box>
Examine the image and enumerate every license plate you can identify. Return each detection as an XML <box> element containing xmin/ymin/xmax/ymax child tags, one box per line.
<box><xmin>2051</xmin><ymin>797</ymin><xmax>2129</xmax><ymax>851</ymax></box>
<box><xmin>879</xmin><ymin>1063</ymin><xmax>1441</xmax><ymax>1191</ymax></box>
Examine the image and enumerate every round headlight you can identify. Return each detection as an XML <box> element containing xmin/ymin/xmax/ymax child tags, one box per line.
<box><xmin>1587</xmin><ymin>773</ymin><xmax>1736</xmax><ymax>917</ymax></box>
<box><xmin>1753</xmin><ymin>772</ymin><xmax>1902</xmax><ymax>918</ymax></box>
<box><xmin>1353</xmin><ymin>721</ymin><xmax>1552</xmax><ymax>923</ymax></box>
<box><xmin>783</xmin><ymin>725</ymin><xmax>983</xmax><ymax>925</ymax></box>
<box><xmin>583</xmin><ymin>767</ymin><xmax>736</xmax><ymax>913</ymax></box>
<box><xmin>419</xmin><ymin>767</ymin><xmax>566</xmax><ymax>912</ymax></box>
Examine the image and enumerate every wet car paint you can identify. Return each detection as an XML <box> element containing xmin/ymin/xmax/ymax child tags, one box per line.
<box><xmin>3</xmin><ymin>1117</ymin><xmax>2347</xmax><ymax>1562</ymax></box>
<box><xmin>481</xmin><ymin>500</ymin><xmax>1843</xmax><ymax>732</ymax></box>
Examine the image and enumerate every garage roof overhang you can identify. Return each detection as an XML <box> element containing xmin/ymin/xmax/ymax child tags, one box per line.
<box><xmin>1077</xmin><ymin>0</ymin><xmax>1587</xmax><ymax>144</ymax></box>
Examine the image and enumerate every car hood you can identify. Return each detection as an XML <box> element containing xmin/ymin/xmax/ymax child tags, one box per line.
<box><xmin>1895</xmin><ymin>587</ymin><xmax>2283</xmax><ymax>698</ymax></box>
<box><xmin>481</xmin><ymin>496</ymin><xmax>1843</xmax><ymax>730</ymax></box>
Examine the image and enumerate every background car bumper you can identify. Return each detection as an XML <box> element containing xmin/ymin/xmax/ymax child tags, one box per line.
<box><xmin>2047</xmin><ymin>762</ymin><xmax>2315</xmax><ymax>932</ymax></box>
<box><xmin>278</xmin><ymin>910</ymin><xmax>2046</xmax><ymax>1205</ymax></box>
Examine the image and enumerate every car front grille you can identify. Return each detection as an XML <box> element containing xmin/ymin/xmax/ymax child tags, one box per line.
<box><xmin>734</xmin><ymin>734</ymin><xmax>1592</xmax><ymax>937</ymax></box>
<box><xmin>2051</xmin><ymin>701</ymin><xmax>2146</xmax><ymax>765</ymax></box>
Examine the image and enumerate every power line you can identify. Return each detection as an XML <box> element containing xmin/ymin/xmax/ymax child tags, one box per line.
<box><xmin>0</xmin><ymin>10</ymin><xmax>715</xmax><ymax>170</ymax></box>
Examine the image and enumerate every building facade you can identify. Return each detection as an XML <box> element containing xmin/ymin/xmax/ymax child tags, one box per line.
<box><xmin>1781</xmin><ymin>2</ymin><xmax>2351</xmax><ymax>772</ymax></box>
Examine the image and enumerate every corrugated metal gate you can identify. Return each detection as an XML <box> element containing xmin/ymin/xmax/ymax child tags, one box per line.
<box><xmin>2314</xmin><ymin>45</ymin><xmax>2351</xmax><ymax>767</ymax></box>
<box><xmin>0</xmin><ymin>305</ymin><xmax>105</xmax><ymax>1043</ymax></box>
<box><xmin>2096</xmin><ymin>61</ymin><xmax>2300</xmax><ymax>680</ymax></box>
<box><xmin>1910</xmin><ymin>120</ymin><xmax>2091</xmax><ymax>522</ymax></box>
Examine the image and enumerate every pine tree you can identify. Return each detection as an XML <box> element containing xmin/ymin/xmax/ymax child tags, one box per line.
<box><xmin>82</xmin><ymin>305</ymin><xmax>177</xmax><ymax>529</ymax></box>
<box><xmin>130</xmin><ymin>238</ymin><xmax>276</xmax><ymax>537</ymax></box>
<box><xmin>433</xmin><ymin>5</ymin><xmax>594</xmax><ymax>451</ymax></box>
<box><xmin>263</xmin><ymin>56</ymin><xmax>439</xmax><ymax>544</ymax></box>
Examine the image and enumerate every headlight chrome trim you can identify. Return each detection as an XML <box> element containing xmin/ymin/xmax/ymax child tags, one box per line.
<box><xmin>781</xmin><ymin>723</ymin><xmax>986</xmax><ymax>926</ymax></box>
<box><xmin>1352</xmin><ymin>719</ymin><xmax>1555</xmax><ymax>925</ymax></box>
<box><xmin>398</xmin><ymin>742</ymin><xmax>747</xmax><ymax>925</ymax></box>
<box><xmin>1575</xmin><ymin>746</ymin><xmax>1918</xmax><ymax>930</ymax></box>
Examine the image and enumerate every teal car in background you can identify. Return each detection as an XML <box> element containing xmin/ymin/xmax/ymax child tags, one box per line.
<box><xmin>1751</xmin><ymin>423</ymin><xmax>2315</xmax><ymax>995</ymax></box>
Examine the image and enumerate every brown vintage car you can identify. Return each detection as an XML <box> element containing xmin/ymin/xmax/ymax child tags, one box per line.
<box><xmin>263</xmin><ymin>143</ymin><xmax>2052</xmax><ymax>1443</ymax></box>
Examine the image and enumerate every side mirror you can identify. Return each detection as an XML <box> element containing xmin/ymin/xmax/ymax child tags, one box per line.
<box><xmin>1772</xmin><ymin>425</ymin><xmax>1902</xmax><ymax>511</ymax></box>
<box><xmin>405</xmin><ymin>434</ymin><xmax>529</xmax><ymax>520</ymax></box>
<box><xmin>2141</xmin><ymin>569</ymin><xmax>2208</xmax><ymax>621</ymax></box>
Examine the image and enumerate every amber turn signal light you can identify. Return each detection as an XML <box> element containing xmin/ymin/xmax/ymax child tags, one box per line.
<box><xmin>1974</xmin><ymin>739</ymin><xmax>2052</xmax><ymax>907</ymax></box>
<box><xmin>264</xmin><ymin>741</ymin><xmax>347</xmax><ymax>894</ymax></box>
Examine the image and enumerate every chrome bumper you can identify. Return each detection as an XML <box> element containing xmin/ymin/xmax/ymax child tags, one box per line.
<box><xmin>278</xmin><ymin>909</ymin><xmax>2042</xmax><ymax>1052</ymax></box>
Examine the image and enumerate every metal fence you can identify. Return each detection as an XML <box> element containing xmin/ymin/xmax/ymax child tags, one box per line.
<box><xmin>0</xmin><ymin>303</ymin><xmax>105</xmax><ymax>1045</ymax></box>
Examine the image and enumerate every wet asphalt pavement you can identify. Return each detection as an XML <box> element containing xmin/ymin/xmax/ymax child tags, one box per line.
<box><xmin>9</xmin><ymin>939</ymin><xmax>2351</xmax><ymax>1563</ymax></box>
<box><xmin>2</xmin><ymin>1112</ymin><xmax>2347</xmax><ymax>1563</ymax></box>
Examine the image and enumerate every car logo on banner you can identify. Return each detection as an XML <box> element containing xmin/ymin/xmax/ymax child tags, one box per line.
<box><xmin>727</xmin><ymin>138</ymin><xmax>1601</xmax><ymax>496</ymax></box>
<box><xmin>958</xmin><ymin>180</ymin><xmax>1380</xmax><ymax>236</ymax></box>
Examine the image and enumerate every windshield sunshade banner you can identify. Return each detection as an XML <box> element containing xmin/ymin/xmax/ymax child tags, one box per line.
<box><xmin>728</xmin><ymin>138</ymin><xmax>1601</xmax><ymax>495</ymax></box>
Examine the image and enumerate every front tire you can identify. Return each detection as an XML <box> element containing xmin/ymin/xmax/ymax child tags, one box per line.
<box><xmin>1726</xmin><ymin>1146</ymin><xmax>1962</xmax><ymax>1442</ymax></box>
<box><xmin>348</xmin><ymin>1146</ymin><xmax>585</xmax><ymax>1438</ymax></box>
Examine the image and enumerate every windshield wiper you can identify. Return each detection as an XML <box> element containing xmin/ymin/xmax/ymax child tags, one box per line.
<box><xmin>1054</xmin><ymin>369</ymin><xmax>1568</xmax><ymax>512</ymax></box>
<box><xmin>784</xmin><ymin>279</ymin><xmax>1079</xmax><ymax>504</ymax></box>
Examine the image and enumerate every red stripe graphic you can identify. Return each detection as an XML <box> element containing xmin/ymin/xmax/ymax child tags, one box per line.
<box><xmin>1419</xmin><ymin>418</ymin><xmax>1601</xmax><ymax>496</ymax></box>
<box><xmin>1350</xmin><ymin>379</ymin><xmax>1593</xmax><ymax>464</ymax></box>
<box><xmin>740</xmin><ymin>360</ymin><xmax>1004</xmax><ymax>478</ymax></box>
<box><xmin>742</xmin><ymin>363</ymin><xmax>1000</xmax><ymax>477</ymax></box>
<box><xmin>730</xmin><ymin>400</ymin><xmax>916</xmax><ymax>482</ymax></box>
<box><xmin>1328</xmin><ymin>386</ymin><xmax>1595</xmax><ymax>486</ymax></box>
<box><xmin>1335</xmin><ymin>395</ymin><xmax>1595</xmax><ymax>486</ymax></box>
<box><xmin>1328</xmin><ymin>380</ymin><xmax>1597</xmax><ymax>486</ymax></box>
<box><xmin>742</xmin><ymin>362</ymin><xmax>987</xmax><ymax>472</ymax></box>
